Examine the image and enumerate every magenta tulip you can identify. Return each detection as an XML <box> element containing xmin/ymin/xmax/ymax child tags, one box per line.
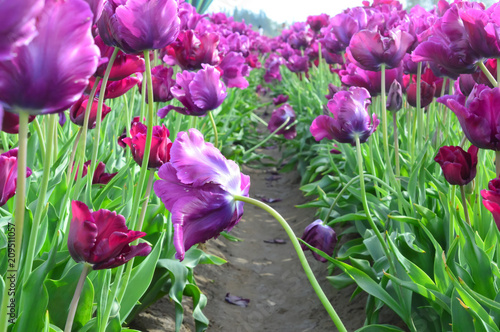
<box><xmin>0</xmin><ymin>148</ymin><xmax>32</xmax><ymax>206</ymax></box>
<box><xmin>268</xmin><ymin>104</ymin><xmax>297</xmax><ymax>140</ymax></box>
<box><xmin>434</xmin><ymin>145</ymin><xmax>479</xmax><ymax>186</ymax></box>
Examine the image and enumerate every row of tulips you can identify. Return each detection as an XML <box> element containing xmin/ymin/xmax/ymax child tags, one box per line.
<box><xmin>253</xmin><ymin>0</ymin><xmax>500</xmax><ymax>330</ymax></box>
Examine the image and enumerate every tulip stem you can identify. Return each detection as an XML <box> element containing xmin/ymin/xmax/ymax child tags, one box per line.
<box><xmin>87</xmin><ymin>48</ymin><xmax>119</xmax><ymax>206</ymax></box>
<box><xmin>208</xmin><ymin>111</ymin><xmax>219</xmax><ymax>148</ymax></box>
<box><xmin>66</xmin><ymin>128</ymin><xmax>83</xmax><ymax>185</ymax></box>
<box><xmin>32</xmin><ymin>118</ymin><xmax>45</xmax><ymax>162</ymax></box>
<box><xmin>459</xmin><ymin>185</ymin><xmax>470</xmax><ymax>226</ymax></box>
<box><xmin>478</xmin><ymin>61</ymin><xmax>498</xmax><ymax>87</ymax></box>
<box><xmin>22</xmin><ymin>114</ymin><xmax>56</xmax><ymax>286</ymax></box>
<box><xmin>448</xmin><ymin>185</ymin><xmax>456</xmax><ymax>250</ymax></box>
<box><xmin>232</xmin><ymin>195</ymin><xmax>347</xmax><ymax>332</ymax></box>
<box><xmin>392</xmin><ymin>112</ymin><xmax>400</xmax><ymax>179</ymax></box>
<box><xmin>416</xmin><ymin>62</ymin><xmax>423</xmax><ymax>153</ymax></box>
<box><xmin>243</xmin><ymin>117</ymin><xmax>291</xmax><ymax>157</ymax></box>
<box><xmin>496</xmin><ymin>151</ymin><xmax>500</xmax><ymax>177</ymax></box>
<box><xmin>64</xmin><ymin>264</ymin><xmax>90</xmax><ymax>332</ymax></box>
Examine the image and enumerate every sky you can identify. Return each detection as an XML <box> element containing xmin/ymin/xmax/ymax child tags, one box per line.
<box><xmin>208</xmin><ymin>0</ymin><xmax>406</xmax><ymax>24</ymax></box>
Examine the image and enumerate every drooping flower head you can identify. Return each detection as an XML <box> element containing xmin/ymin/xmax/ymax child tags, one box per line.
<box><xmin>158</xmin><ymin>64</ymin><xmax>227</xmax><ymax>118</ymax></box>
<box><xmin>153</xmin><ymin>129</ymin><xmax>250</xmax><ymax>261</ymax></box>
<box><xmin>0</xmin><ymin>0</ymin><xmax>43</xmax><ymax>60</ymax></box>
<box><xmin>300</xmin><ymin>219</ymin><xmax>338</xmax><ymax>263</ymax></box>
<box><xmin>0</xmin><ymin>0</ymin><xmax>100</xmax><ymax>115</ymax></box>
<box><xmin>437</xmin><ymin>84</ymin><xmax>500</xmax><ymax>150</ymax></box>
<box><xmin>97</xmin><ymin>0</ymin><xmax>180</xmax><ymax>54</ymax></box>
<box><xmin>122</xmin><ymin>117</ymin><xmax>172</xmax><ymax>168</ymax></box>
<box><xmin>0</xmin><ymin>148</ymin><xmax>32</xmax><ymax>206</ymax></box>
<box><xmin>434</xmin><ymin>145</ymin><xmax>479</xmax><ymax>186</ymax></box>
<box><xmin>310</xmin><ymin>87</ymin><xmax>379</xmax><ymax>145</ymax></box>
<box><xmin>268</xmin><ymin>104</ymin><xmax>297</xmax><ymax>140</ymax></box>
<box><xmin>69</xmin><ymin>201</ymin><xmax>151</xmax><ymax>270</ymax></box>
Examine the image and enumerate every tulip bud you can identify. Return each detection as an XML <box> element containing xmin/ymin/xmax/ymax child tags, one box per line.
<box><xmin>300</xmin><ymin>220</ymin><xmax>337</xmax><ymax>262</ymax></box>
<box><xmin>386</xmin><ymin>79</ymin><xmax>403</xmax><ymax>112</ymax></box>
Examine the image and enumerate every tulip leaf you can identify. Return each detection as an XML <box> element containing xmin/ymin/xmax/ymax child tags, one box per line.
<box><xmin>355</xmin><ymin>325</ymin><xmax>405</xmax><ymax>332</ymax></box>
<box><xmin>45</xmin><ymin>264</ymin><xmax>94</xmax><ymax>330</ymax></box>
<box><xmin>119</xmin><ymin>234</ymin><xmax>164</xmax><ymax>322</ymax></box>
<box><xmin>451</xmin><ymin>289</ymin><xmax>475</xmax><ymax>332</ymax></box>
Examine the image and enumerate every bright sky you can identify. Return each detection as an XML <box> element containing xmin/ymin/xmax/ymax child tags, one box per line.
<box><xmin>208</xmin><ymin>0</ymin><xmax>407</xmax><ymax>24</ymax></box>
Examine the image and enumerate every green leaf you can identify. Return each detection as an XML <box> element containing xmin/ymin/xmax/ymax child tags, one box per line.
<box><xmin>355</xmin><ymin>324</ymin><xmax>405</xmax><ymax>332</ymax></box>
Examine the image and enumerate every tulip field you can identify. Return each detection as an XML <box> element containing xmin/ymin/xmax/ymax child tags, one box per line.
<box><xmin>5</xmin><ymin>0</ymin><xmax>500</xmax><ymax>331</ymax></box>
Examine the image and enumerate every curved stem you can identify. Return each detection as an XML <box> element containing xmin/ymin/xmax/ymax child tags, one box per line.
<box><xmin>22</xmin><ymin>114</ymin><xmax>56</xmax><ymax>285</ymax></box>
<box><xmin>478</xmin><ymin>61</ymin><xmax>497</xmax><ymax>87</ymax></box>
<box><xmin>64</xmin><ymin>264</ymin><xmax>91</xmax><ymax>332</ymax></box>
<box><xmin>208</xmin><ymin>111</ymin><xmax>219</xmax><ymax>148</ymax></box>
<box><xmin>243</xmin><ymin>117</ymin><xmax>291</xmax><ymax>157</ymax></box>
<box><xmin>460</xmin><ymin>185</ymin><xmax>470</xmax><ymax>226</ymax></box>
<box><xmin>87</xmin><ymin>48</ymin><xmax>119</xmax><ymax>205</ymax></box>
<box><xmin>233</xmin><ymin>195</ymin><xmax>347</xmax><ymax>332</ymax></box>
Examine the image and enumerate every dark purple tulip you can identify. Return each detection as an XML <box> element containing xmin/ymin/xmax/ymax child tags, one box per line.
<box><xmin>288</xmin><ymin>30</ymin><xmax>314</xmax><ymax>50</ymax></box>
<box><xmin>458</xmin><ymin>74</ymin><xmax>476</xmax><ymax>96</ymax></box>
<box><xmin>89</xmin><ymin>76</ymin><xmax>141</xmax><ymax>100</ymax></box>
<box><xmin>218</xmin><ymin>52</ymin><xmax>250</xmax><ymax>89</ymax></box>
<box><xmin>300</xmin><ymin>220</ymin><xmax>337</xmax><ymax>263</ymax></box>
<box><xmin>347</xmin><ymin>29</ymin><xmax>414</xmax><ymax>71</ymax></box>
<box><xmin>122</xmin><ymin>117</ymin><xmax>172</xmax><ymax>169</ymax></box>
<box><xmin>286</xmin><ymin>54</ymin><xmax>309</xmax><ymax>73</ymax></box>
<box><xmin>0</xmin><ymin>0</ymin><xmax>99</xmax><ymax>115</ymax></box>
<box><xmin>460</xmin><ymin>7</ymin><xmax>500</xmax><ymax>58</ymax></box>
<box><xmin>245</xmin><ymin>53</ymin><xmax>261</xmax><ymax>69</ymax></box>
<box><xmin>0</xmin><ymin>148</ymin><xmax>32</xmax><ymax>206</ymax></box>
<box><xmin>268</xmin><ymin>104</ymin><xmax>297</xmax><ymax>140</ymax></box>
<box><xmin>472</xmin><ymin>59</ymin><xmax>497</xmax><ymax>88</ymax></box>
<box><xmin>411</xmin><ymin>6</ymin><xmax>479</xmax><ymax>79</ymax></box>
<box><xmin>434</xmin><ymin>145</ymin><xmax>478</xmax><ymax>186</ymax></box>
<box><xmin>162</xmin><ymin>30</ymin><xmax>220</xmax><ymax>71</ymax></box>
<box><xmin>407</xmin><ymin>81</ymin><xmax>436</xmax><ymax>108</ymax></box>
<box><xmin>481</xmin><ymin>177</ymin><xmax>500</xmax><ymax>229</ymax></box>
<box><xmin>307</xmin><ymin>14</ymin><xmax>330</xmax><ymax>33</ymax></box>
<box><xmin>158</xmin><ymin>65</ymin><xmax>226</xmax><ymax>118</ymax></box>
<box><xmin>178</xmin><ymin>1</ymin><xmax>205</xmax><ymax>31</ymax></box>
<box><xmin>226</xmin><ymin>33</ymin><xmax>250</xmax><ymax>57</ymax></box>
<box><xmin>94</xmin><ymin>35</ymin><xmax>145</xmax><ymax>80</ymax></box>
<box><xmin>310</xmin><ymin>87</ymin><xmax>379</xmax><ymax>145</ymax></box>
<box><xmin>69</xmin><ymin>201</ymin><xmax>151</xmax><ymax>270</ymax></box>
<box><xmin>387</xmin><ymin>79</ymin><xmax>403</xmax><ymax>112</ymax></box>
<box><xmin>0</xmin><ymin>106</ymin><xmax>35</xmax><ymax>134</ymax></box>
<box><xmin>327</xmin><ymin>8</ymin><xmax>368</xmax><ymax>52</ymax></box>
<box><xmin>97</xmin><ymin>0</ymin><xmax>180</xmax><ymax>54</ymax></box>
<box><xmin>138</xmin><ymin>65</ymin><xmax>175</xmax><ymax>103</ymax></box>
<box><xmin>0</xmin><ymin>0</ymin><xmax>43</xmax><ymax>60</ymax></box>
<box><xmin>340</xmin><ymin>63</ymin><xmax>403</xmax><ymax>96</ymax></box>
<box><xmin>438</xmin><ymin>84</ymin><xmax>500</xmax><ymax>150</ymax></box>
<box><xmin>153</xmin><ymin>128</ymin><xmax>251</xmax><ymax>261</ymax></box>
<box><xmin>69</xmin><ymin>96</ymin><xmax>111</xmax><ymax>129</ymax></box>
<box><xmin>75</xmin><ymin>160</ymin><xmax>118</xmax><ymax>185</ymax></box>
<box><xmin>273</xmin><ymin>95</ymin><xmax>289</xmax><ymax>106</ymax></box>
<box><xmin>264</xmin><ymin>53</ymin><xmax>283</xmax><ymax>83</ymax></box>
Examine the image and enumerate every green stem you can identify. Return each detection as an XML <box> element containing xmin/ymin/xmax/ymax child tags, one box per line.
<box><xmin>32</xmin><ymin>118</ymin><xmax>46</xmax><ymax>162</ymax></box>
<box><xmin>416</xmin><ymin>62</ymin><xmax>423</xmax><ymax>152</ymax></box>
<box><xmin>243</xmin><ymin>118</ymin><xmax>291</xmax><ymax>157</ymax></box>
<box><xmin>117</xmin><ymin>170</ymin><xmax>155</xmax><ymax>303</ymax></box>
<box><xmin>99</xmin><ymin>267</ymin><xmax>122</xmax><ymax>332</ymax></box>
<box><xmin>449</xmin><ymin>185</ymin><xmax>456</xmax><ymax>250</ymax></box>
<box><xmin>208</xmin><ymin>111</ymin><xmax>219</xmax><ymax>148</ymax></box>
<box><xmin>64</xmin><ymin>264</ymin><xmax>91</xmax><ymax>332</ymax></box>
<box><xmin>233</xmin><ymin>195</ymin><xmax>347</xmax><ymax>332</ymax></box>
<box><xmin>478</xmin><ymin>61</ymin><xmax>497</xmax><ymax>87</ymax></box>
<box><xmin>392</xmin><ymin>112</ymin><xmax>400</xmax><ymax>179</ymax></box>
<box><xmin>354</xmin><ymin>135</ymin><xmax>395</xmax><ymax>273</ymax></box>
<box><xmin>65</xmin><ymin>128</ymin><xmax>83</xmax><ymax>186</ymax></box>
<box><xmin>87</xmin><ymin>48</ymin><xmax>119</xmax><ymax>205</ymax></box>
<box><xmin>22</xmin><ymin>114</ymin><xmax>56</xmax><ymax>286</ymax></box>
<box><xmin>460</xmin><ymin>185</ymin><xmax>470</xmax><ymax>226</ymax></box>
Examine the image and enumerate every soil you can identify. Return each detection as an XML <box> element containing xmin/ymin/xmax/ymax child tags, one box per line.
<box><xmin>131</xmin><ymin>107</ymin><xmax>406</xmax><ymax>332</ymax></box>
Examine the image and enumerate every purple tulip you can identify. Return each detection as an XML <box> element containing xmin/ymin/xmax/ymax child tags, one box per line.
<box><xmin>218</xmin><ymin>52</ymin><xmax>250</xmax><ymax>89</ymax></box>
<box><xmin>158</xmin><ymin>65</ymin><xmax>227</xmax><ymax>118</ymax></box>
<box><xmin>0</xmin><ymin>0</ymin><xmax>99</xmax><ymax>115</ymax></box>
<box><xmin>434</xmin><ymin>145</ymin><xmax>478</xmax><ymax>186</ymax></box>
<box><xmin>307</xmin><ymin>14</ymin><xmax>330</xmax><ymax>33</ymax></box>
<box><xmin>273</xmin><ymin>95</ymin><xmax>289</xmax><ymax>106</ymax></box>
<box><xmin>286</xmin><ymin>54</ymin><xmax>309</xmax><ymax>73</ymax></box>
<box><xmin>75</xmin><ymin>160</ymin><xmax>118</xmax><ymax>185</ymax></box>
<box><xmin>225</xmin><ymin>33</ymin><xmax>250</xmax><ymax>57</ymax></box>
<box><xmin>153</xmin><ymin>128</ymin><xmax>250</xmax><ymax>261</ymax></box>
<box><xmin>264</xmin><ymin>53</ymin><xmax>283</xmax><ymax>83</ymax></box>
<box><xmin>458</xmin><ymin>74</ymin><xmax>477</xmax><ymax>96</ymax></box>
<box><xmin>438</xmin><ymin>84</ymin><xmax>500</xmax><ymax>150</ymax></box>
<box><xmin>68</xmin><ymin>201</ymin><xmax>151</xmax><ymax>270</ymax></box>
<box><xmin>460</xmin><ymin>7</ymin><xmax>500</xmax><ymax>59</ymax></box>
<box><xmin>138</xmin><ymin>65</ymin><xmax>175</xmax><ymax>103</ymax></box>
<box><xmin>327</xmin><ymin>8</ymin><xmax>368</xmax><ymax>52</ymax></box>
<box><xmin>386</xmin><ymin>79</ymin><xmax>403</xmax><ymax>112</ymax></box>
<box><xmin>347</xmin><ymin>29</ymin><xmax>414</xmax><ymax>71</ymax></box>
<box><xmin>122</xmin><ymin>117</ymin><xmax>172</xmax><ymax>169</ymax></box>
<box><xmin>82</xmin><ymin>0</ymin><xmax>105</xmax><ymax>25</ymax></box>
<box><xmin>482</xmin><ymin>177</ymin><xmax>500</xmax><ymax>229</ymax></box>
<box><xmin>94</xmin><ymin>35</ymin><xmax>145</xmax><ymax>80</ymax></box>
<box><xmin>407</xmin><ymin>80</ymin><xmax>436</xmax><ymax>108</ymax></box>
<box><xmin>0</xmin><ymin>106</ymin><xmax>35</xmax><ymax>134</ymax></box>
<box><xmin>411</xmin><ymin>6</ymin><xmax>479</xmax><ymax>79</ymax></box>
<box><xmin>268</xmin><ymin>104</ymin><xmax>297</xmax><ymax>140</ymax></box>
<box><xmin>178</xmin><ymin>1</ymin><xmax>205</xmax><ymax>31</ymax></box>
<box><xmin>69</xmin><ymin>96</ymin><xmax>111</xmax><ymax>129</ymax></box>
<box><xmin>339</xmin><ymin>63</ymin><xmax>403</xmax><ymax>96</ymax></box>
<box><xmin>300</xmin><ymin>220</ymin><xmax>337</xmax><ymax>263</ymax></box>
<box><xmin>310</xmin><ymin>87</ymin><xmax>379</xmax><ymax>145</ymax></box>
<box><xmin>0</xmin><ymin>148</ymin><xmax>32</xmax><ymax>206</ymax></box>
<box><xmin>0</xmin><ymin>0</ymin><xmax>43</xmax><ymax>60</ymax></box>
<box><xmin>97</xmin><ymin>0</ymin><xmax>179</xmax><ymax>54</ymax></box>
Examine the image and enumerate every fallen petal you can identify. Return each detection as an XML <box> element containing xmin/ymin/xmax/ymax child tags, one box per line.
<box><xmin>225</xmin><ymin>293</ymin><xmax>250</xmax><ymax>307</ymax></box>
